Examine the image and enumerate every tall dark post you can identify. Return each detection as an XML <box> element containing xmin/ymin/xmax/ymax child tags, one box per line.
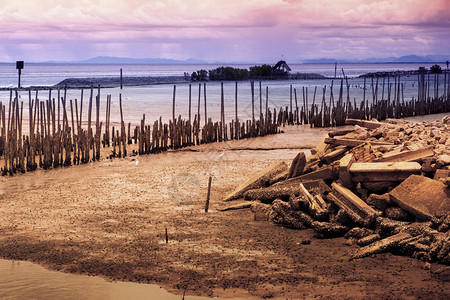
<box><xmin>16</xmin><ymin>61</ymin><xmax>24</xmax><ymax>88</ymax></box>
<box><xmin>120</xmin><ymin>68</ymin><xmax>123</xmax><ymax>89</ymax></box>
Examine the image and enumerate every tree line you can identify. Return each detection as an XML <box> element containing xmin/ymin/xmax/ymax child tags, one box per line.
<box><xmin>190</xmin><ymin>64</ymin><xmax>289</xmax><ymax>81</ymax></box>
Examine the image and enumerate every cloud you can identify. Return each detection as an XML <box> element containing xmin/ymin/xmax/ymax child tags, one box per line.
<box><xmin>0</xmin><ymin>0</ymin><xmax>448</xmax><ymax>61</ymax></box>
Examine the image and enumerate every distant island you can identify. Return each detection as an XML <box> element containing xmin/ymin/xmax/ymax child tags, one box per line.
<box><xmin>50</xmin><ymin>61</ymin><xmax>327</xmax><ymax>88</ymax></box>
<box><xmin>302</xmin><ymin>55</ymin><xmax>448</xmax><ymax>64</ymax></box>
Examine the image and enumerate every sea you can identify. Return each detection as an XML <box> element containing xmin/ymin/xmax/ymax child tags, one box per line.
<box><xmin>0</xmin><ymin>62</ymin><xmax>448</xmax><ymax>125</ymax></box>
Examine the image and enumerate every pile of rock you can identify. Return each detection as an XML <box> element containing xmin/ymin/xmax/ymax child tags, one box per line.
<box><xmin>222</xmin><ymin>117</ymin><xmax>450</xmax><ymax>265</ymax></box>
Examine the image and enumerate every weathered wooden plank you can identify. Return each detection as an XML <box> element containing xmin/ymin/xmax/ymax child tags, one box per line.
<box><xmin>325</xmin><ymin>137</ymin><xmax>394</xmax><ymax>147</ymax></box>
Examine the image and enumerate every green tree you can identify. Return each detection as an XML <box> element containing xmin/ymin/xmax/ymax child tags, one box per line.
<box><xmin>430</xmin><ymin>65</ymin><xmax>443</xmax><ymax>74</ymax></box>
<box><xmin>417</xmin><ymin>66</ymin><xmax>427</xmax><ymax>74</ymax></box>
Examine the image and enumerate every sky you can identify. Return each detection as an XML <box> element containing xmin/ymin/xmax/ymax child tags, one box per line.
<box><xmin>0</xmin><ymin>0</ymin><xmax>449</xmax><ymax>63</ymax></box>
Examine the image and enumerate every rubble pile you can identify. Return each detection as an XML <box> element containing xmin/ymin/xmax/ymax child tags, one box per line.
<box><xmin>222</xmin><ymin>117</ymin><xmax>450</xmax><ymax>265</ymax></box>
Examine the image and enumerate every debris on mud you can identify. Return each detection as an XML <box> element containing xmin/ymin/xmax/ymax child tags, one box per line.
<box><xmin>223</xmin><ymin>116</ymin><xmax>450</xmax><ymax>265</ymax></box>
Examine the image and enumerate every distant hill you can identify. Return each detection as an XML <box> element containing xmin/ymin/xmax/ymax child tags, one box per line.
<box><xmin>302</xmin><ymin>55</ymin><xmax>448</xmax><ymax>64</ymax></box>
<box><xmin>41</xmin><ymin>56</ymin><xmax>208</xmax><ymax>65</ymax></box>
<box><xmin>2</xmin><ymin>55</ymin><xmax>447</xmax><ymax>65</ymax></box>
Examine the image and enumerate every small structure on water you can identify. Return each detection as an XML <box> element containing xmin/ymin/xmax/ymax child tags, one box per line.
<box><xmin>273</xmin><ymin>60</ymin><xmax>291</xmax><ymax>73</ymax></box>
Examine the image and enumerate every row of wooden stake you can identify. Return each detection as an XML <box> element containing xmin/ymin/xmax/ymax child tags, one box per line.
<box><xmin>0</xmin><ymin>82</ymin><xmax>281</xmax><ymax>175</ymax></box>
<box><xmin>280</xmin><ymin>72</ymin><xmax>450</xmax><ymax>128</ymax></box>
<box><xmin>1</xmin><ymin>73</ymin><xmax>449</xmax><ymax>176</ymax></box>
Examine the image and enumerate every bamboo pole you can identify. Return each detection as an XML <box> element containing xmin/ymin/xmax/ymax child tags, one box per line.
<box><xmin>204</xmin><ymin>83</ymin><xmax>207</xmax><ymax>127</ymax></box>
<box><xmin>251</xmin><ymin>81</ymin><xmax>255</xmax><ymax>122</ymax></box>
<box><xmin>235</xmin><ymin>81</ymin><xmax>238</xmax><ymax>139</ymax></box>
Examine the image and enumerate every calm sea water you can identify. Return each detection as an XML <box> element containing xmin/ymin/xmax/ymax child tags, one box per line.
<box><xmin>0</xmin><ymin>259</ymin><xmax>244</xmax><ymax>300</ymax></box>
<box><xmin>0</xmin><ymin>63</ymin><xmax>448</xmax><ymax>128</ymax></box>
<box><xmin>0</xmin><ymin>62</ymin><xmax>447</xmax><ymax>87</ymax></box>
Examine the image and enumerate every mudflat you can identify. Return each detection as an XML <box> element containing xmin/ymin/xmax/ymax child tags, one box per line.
<box><xmin>1</xmin><ymin>118</ymin><xmax>449</xmax><ymax>299</ymax></box>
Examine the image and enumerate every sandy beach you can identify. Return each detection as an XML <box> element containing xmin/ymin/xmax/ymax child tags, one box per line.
<box><xmin>0</xmin><ymin>113</ymin><xmax>449</xmax><ymax>299</ymax></box>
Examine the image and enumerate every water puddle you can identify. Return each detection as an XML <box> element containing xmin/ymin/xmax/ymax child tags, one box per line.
<box><xmin>0</xmin><ymin>259</ymin><xmax>244</xmax><ymax>300</ymax></box>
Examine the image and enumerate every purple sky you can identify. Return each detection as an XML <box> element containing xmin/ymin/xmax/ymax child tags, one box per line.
<box><xmin>1</xmin><ymin>0</ymin><xmax>449</xmax><ymax>62</ymax></box>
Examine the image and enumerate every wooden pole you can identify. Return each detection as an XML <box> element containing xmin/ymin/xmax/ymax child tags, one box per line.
<box><xmin>172</xmin><ymin>85</ymin><xmax>176</xmax><ymax>125</ymax></box>
<box><xmin>251</xmin><ymin>81</ymin><xmax>255</xmax><ymax>121</ymax></box>
<box><xmin>259</xmin><ymin>81</ymin><xmax>262</xmax><ymax>118</ymax></box>
<box><xmin>265</xmin><ymin>86</ymin><xmax>269</xmax><ymax>132</ymax></box>
<box><xmin>204</xmin><ymin>83</ymin><xmax>207</xmax><ymax>127</ymax></box>
<box><xmin>289</xmin><ymin>84</ymin><xmax>293</xmax><ymax>118</ymax></box>
<box><xmin>197</xmin><ymin>83</ymin><xmax>201</xmax><ymax>127</ymax></box>
<box><xmin>188</xmin><ymin>84</ymin><xmax>192</xmax><ymax>127</ymax></box>
<box><xmin>205</xmin><ymin>175</ymin><xmax>212</xmax><ymax>213</ymax></box>
<box><xmin>235</xmin><ymin>81</ymin><xmax>238</xmax><ymax>139</ymax></box>
<box><xmin>294</xmin><ymin>88</ymin><xmax>299</xmax><ymax>125</ymax></box>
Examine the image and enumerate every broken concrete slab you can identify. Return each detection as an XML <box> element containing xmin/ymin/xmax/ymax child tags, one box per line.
<box><xmin>326</xmin><ymin>193</ymin><xmax>367</xmax><ymax>226</ymax></box>
<box><xmin>324</xmin><ymin>137</ymin><xmax>394</xmax><ymax>147</ymax></box>
<box><xmin>288</xmin><ymin>151</ymin><xmax>306</xmax><ymax>178</ymax></box>
<box><xmin>349</xmin><ymin>162</ymin><xmax>421</xmax><ymax>182</ymax></box>
<box><xmin>366</xmin><ymin>193</ymin><xmax>391</xmax><ymax>211</ymax></box>
<box><xmin>345</xmin><ymin>119</ymin><xmax>382</xmax><ymax>129</ymax></box>
<box><xmin>350</xmin><ymin>143</ymin><xmax>375</xmax><ymax>163</ymax></box>
<box><xmin>375</xmin><ymin>146</ymin><xmax>434</xmax><ymax>163</ymax></box>
<box><xmin>353</xmin><ymin>232</ymin><xmax>412</xmax><ymax>259</ymax></box>
<box><xmin>389</xmin><ymin>175</ymin><xmax>450</xmax><ymax>221</ymax></box>
<box><xmin>269</xmin><ymin>170</ymin><xmax>289</xmax><ymax>185</ymax></box>
<box><xmin>436</xmin><ymin>154</ymin><xmax>450</xmax><ymax>170</ymax></box>
<box><xmin>272</xmin><ymin>167</ymin><xmax>334</xmax><ymax>187</ymax></box>
<box><xmin>434</xmin><ymin>169</ymin><xmax>449</xmax><ymax>181</ymax></box>
<box><xmin>332</xmin><ymin>182</ymin><xmax>378</xmax><ymax>223</ymax></box>
<box><xmin>299</xmin><ymin>183</ymin><xmax>328</xmax><ymax>220</ymax></box>
<box><xmin>244</xmin><ymin>185</ymin><xmax>301</xmax><ymax>203</ymax></box>
<box><xmin>339</xmin><ymin>153</ymin><xmax>355</xmax><ymax>188</ymax></box>
<box><xmin>310</xmin><ymin>134</ymin><xmax>328</xmax><ymax>157</ymax></box>
<box><xmin>322</xmin><ymin>146</ymin><xmax>349</xmax><ymax>165</ymax></box>
<box><xmin>224</xmin><ymin>161</ymin><xmax>287</xmax><ymax>201</ymax></box>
